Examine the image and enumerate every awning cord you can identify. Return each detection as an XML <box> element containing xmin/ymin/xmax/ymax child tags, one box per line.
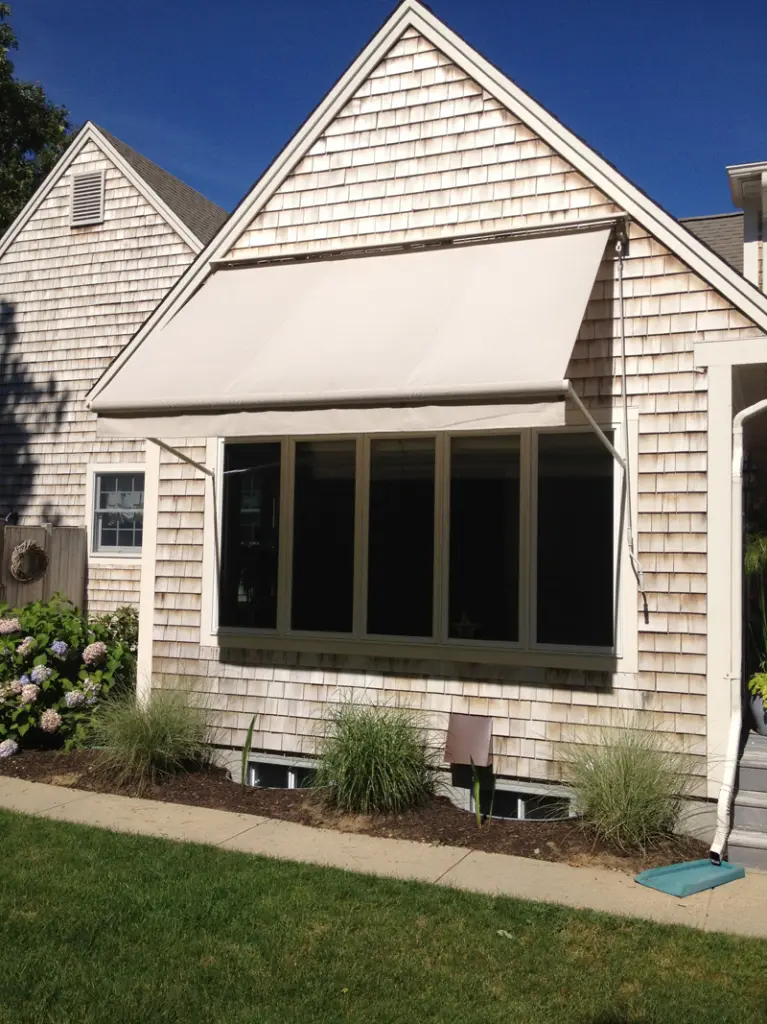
<box><xmin>616</xmin><ymin>237</ymin><xmax>650</xmax><ymax>623</ymax></box>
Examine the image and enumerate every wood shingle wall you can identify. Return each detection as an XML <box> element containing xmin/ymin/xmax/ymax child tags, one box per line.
<box><xmin>149</xmin><ymin>30</ymin><xmax>762</xmax><ymax>784</ymax></box>
<box><xmin>0</xmin><ymin>139</ymin><xmax>197</xmax><ymax>614</ymax></box>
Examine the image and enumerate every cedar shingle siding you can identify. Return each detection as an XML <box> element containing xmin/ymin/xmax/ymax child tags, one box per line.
<box><xmin>148</xmin><ymin>30</ymin><xmax>762</xmax><ymax>786</ymax></box>
<box><xmin>0</xmin><ymin>136</ymin><xmax>200</xmax><ymax>613</ymax></box>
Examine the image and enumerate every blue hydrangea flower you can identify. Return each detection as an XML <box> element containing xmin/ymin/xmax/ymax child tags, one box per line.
<box><xmin>0</xmin><ymin>739</ymin><xmax>18</xmax><ymax>758</ymax></box>
<box><xmin>50</xmin><ymin>640</ymin><xmax>68</xmax><ymax>657</ymax></box>
<box><xmin>30</xmin><ymin>665</ymin><xmax>52</xmax><ymax>685</ymax></box>
<box><xmin>19</xmin><ymin>674</ymin><xmax>30</xmax><ymax>685</ymax></box>
<box><xmin>65</xmin><ymin>690</ymin><xmax>85</xmax><ymax>709</ymax></box>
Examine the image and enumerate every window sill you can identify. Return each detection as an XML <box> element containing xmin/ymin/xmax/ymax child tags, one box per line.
<box><xmin>211</xmin><ymin>628</ymin><xmax>621</xmax><ymax>673</ymax></box>
<box><xmin>90</xmin><ymin>551</ymin><xmax>143</xmax><ymax>565</ymax></box>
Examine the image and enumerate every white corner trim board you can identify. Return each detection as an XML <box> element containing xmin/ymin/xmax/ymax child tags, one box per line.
<box><xmin>136</xmin><ymin>442</ymin><xmax>160</xmax><ymax>707</ymax></box>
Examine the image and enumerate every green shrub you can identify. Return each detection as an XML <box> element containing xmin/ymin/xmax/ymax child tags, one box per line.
<box><xmin>314</xmin><ymin>701</ymin><xmax>441</xmax><ymax>814</ymax></box>
<box><xmin>563</xmin><ymin>723</ymin><xmax>695</xmax><ymax>852</ymax></box>
<box><xmin>90</xmin><ymin>605</ymin><xmax>139</xmax><ymax>658</ymax></box>
<box><xmin>0</xmin><ymin>596</ymin><xmax>136</xmax><ymax>752</ymax></box>
<box><xmin>93</xmin><ymin>689</ymin><xmax>210</xmax><ymax>793</ymax></box>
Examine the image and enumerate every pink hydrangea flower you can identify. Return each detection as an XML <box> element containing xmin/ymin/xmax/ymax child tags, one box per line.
<box><xmin>8</xmin><ymin>680</ymin><xmax>23</xmax><ymax>695</ymax></box>
<box><xmin>16</xmin><ymin>636</ymin><xmax>36</xmax><ymax>656</ymax></box>
<box><xmin>0</xmin><ymin>618</ymin><xmax>21</xmax><ymax>636</ymax></box>
<box><xmin>20</xmin><ymin>684</ymin><xmax>39</xmax><ymax>704</ymax></box>
<box><xmin>82</xmin><ymin>641</ymin><xmax>108</xmax><ymax>667</ymax></box>
<box><xmin>39</xmin><ymin>709</ymin><xmax>62</xmax><ymax>733</ymax></box>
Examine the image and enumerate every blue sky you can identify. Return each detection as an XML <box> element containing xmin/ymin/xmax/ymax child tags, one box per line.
<box><xmin>11</xmin><ymin>0</ymin><xmax>767</xmax><ymax>217</ymax></box>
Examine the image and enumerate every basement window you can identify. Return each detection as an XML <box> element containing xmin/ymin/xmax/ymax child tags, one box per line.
<box><xmin>70</xmin><ymin>170</ymin><xmax>105</xmax><ymax>227</ymax></box>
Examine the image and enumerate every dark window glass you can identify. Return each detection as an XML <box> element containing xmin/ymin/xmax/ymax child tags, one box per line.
<box><xmin>536</xmin><ymin>432</ymin><xmax>614</xmax><ymax>646</ymax></box>
<box><xmin>220</xmin><ymin>443</ymin><xmax>281</xmax><ymax>629</ymax></box>
<box><xmin>367</xmin><ymin>438</ymin><xmax>435</xmax><ymax>637</ymax></box>
<box><xmin>449</xmin><ymin>436</ymin><xmax>520</xmax><ymax>641</ymax></box>
<box><xmin>291</xmin><ymin>441</ymin><xmax>356</xmax><ymax>632</ymax></box>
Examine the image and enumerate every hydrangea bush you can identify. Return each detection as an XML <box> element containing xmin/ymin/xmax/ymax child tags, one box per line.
<box><xmin>0</xmin><ymin>596</ymin><xmax>137</xmax><ymax>752</ymax></box>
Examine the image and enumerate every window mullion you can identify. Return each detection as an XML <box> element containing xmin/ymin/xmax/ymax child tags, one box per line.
<box><xmin>436</xmin><ymin>433</ymin><xmax>449</xmax><ymax>643</ymax></box>
<box><xmin>353</xmin><ymin>435</ymin><xmax>370</xmax><ymax>638</ymax></box>
<box><xmin>519</xmin><ymin>430</ymin><xmax>535</xmax><ymax>649</ymax></box>
<box><xmin>277</xmin><ymin>438</ymin><xmax>295</xmax><ymax>635</ymax></box>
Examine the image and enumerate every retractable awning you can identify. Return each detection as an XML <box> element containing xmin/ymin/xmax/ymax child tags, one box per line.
<box><xmin>91</xmin><ymin>226</ymin><xmax>610</xmax><ymax>438</ymax></box>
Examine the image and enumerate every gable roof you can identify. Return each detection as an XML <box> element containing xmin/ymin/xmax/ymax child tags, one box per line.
<box><xmin>0</xmin><ymin>121</ymin><xmax>227</xmax><ymax>262</ymax></box>
<box><xmin>88</xmin><ymin>0</ymin><xmax>767</xmax><ymax>406</ymax></box>
<box><xmin>680</xmin><ymin>212</ymin><xmax>744</xmax><ymax>274</ymax></box>
<box><xmin>96</xmin><ymin>126</ymin><xmax>228</xmax><ymax>245</ymax></box>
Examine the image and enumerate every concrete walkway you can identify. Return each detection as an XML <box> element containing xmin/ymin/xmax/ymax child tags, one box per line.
<box><xmin>1</xmin><ymin>775</ymin><xmax>765</xmax><ymax>940</ymax></box>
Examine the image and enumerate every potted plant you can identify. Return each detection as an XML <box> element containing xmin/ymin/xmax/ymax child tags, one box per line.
<box><xmin>745</xmin><ymin>533</ymin><xmax>767</xmax><ymax>736</ymax></box>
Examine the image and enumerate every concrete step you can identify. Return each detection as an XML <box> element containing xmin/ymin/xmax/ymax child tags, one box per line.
<box><xmin>745</xmin><ymin>731</ymin><xmax>767</xmax><ymax>754</ymax></box>
<box><xmin>738</xmin><ymin>734</ymin><xmax>767</xmax><ymax>793</ymax></box>
<box><xmin>733</xmin><ymin>790</ymin><xmax>767</xmax><ymax>831</ymax></box>
<box><xmin>728</xmin><ymin>828</ymin><xmax>767</xmax><ymax>871</ymax></box>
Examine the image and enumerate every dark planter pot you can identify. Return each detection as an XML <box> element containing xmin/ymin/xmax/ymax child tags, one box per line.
<box><xmin>750</xmin><ymin>693</ymin><xmax>767</xmax><ymax>736</ymax></box>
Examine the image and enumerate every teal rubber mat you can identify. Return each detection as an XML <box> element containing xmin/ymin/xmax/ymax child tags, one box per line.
<box><xmin>635</xmin><ymin>859</ymin><xmax>745</xmax><ymax>898</ymax></box>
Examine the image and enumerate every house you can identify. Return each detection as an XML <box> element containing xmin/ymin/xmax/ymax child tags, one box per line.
<box><xmin>0</xmin><ymin>122</ymin><xmax>227</xmax><ymax>613</ymax></box>
<box><xmin>28</xmin><ymin>2</ymin><xmax>767</xmax><ymax>861</ymax></box>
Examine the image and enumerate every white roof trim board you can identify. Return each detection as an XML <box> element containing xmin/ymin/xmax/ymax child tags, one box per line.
<box><xmin>0</xmin><ymin>122</ymin><xmax>204</xmax><ymax>261</ymax></box>
<box><xmin>88</xmin><ymin>0</ymin><xmax>767</xmax><ymax>411</ymax></box>
<box><xmin>90</xmin><ymin>227</ymin><xmax>609</xmax><ymax>436</ymax></box>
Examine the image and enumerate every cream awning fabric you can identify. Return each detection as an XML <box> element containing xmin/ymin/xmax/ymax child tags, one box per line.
<box><xmin>91</xmin><ymin>227</ymin><xmax>609</xmax><ymax>437</ymax></box>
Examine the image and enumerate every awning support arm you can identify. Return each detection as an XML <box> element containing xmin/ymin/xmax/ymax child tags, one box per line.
<box><xmin>148</xmin><ymin>437</ymin><xmax>215</xmax><ymax>478</ymax></box>
<box><xmin>565</xmin><ymin>383</ymin><xmax>625</xmax><ymax>469</ymax></box>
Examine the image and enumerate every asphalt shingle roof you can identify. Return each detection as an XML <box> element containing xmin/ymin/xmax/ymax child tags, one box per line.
<box><xmin>679</xmin><ymin>211</ymin><xmax>744</xmax><ymax>275</ymax></box>
<box><xmin>96</xmin><ymin>126</ymin><xmax>229</xmax><ymax>246</ymax></box>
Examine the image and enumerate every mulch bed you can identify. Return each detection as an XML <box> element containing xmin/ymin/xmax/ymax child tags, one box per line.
<box><xmin>0</xmin><ymin>749</ymin><xmax>707</xmax><ymax>872</ymax></box>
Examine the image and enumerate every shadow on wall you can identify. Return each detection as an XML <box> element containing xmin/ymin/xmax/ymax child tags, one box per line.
<box><xmin>0</xmin><ymin>300</ymin><xmax>70</xmax><ymax>524</ymax></box>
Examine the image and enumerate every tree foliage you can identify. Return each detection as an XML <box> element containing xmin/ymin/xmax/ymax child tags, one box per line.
<box><xmin>0</xmin><ymin>4</ymin><xmax>73</xmax><ymax>235</ymax></box>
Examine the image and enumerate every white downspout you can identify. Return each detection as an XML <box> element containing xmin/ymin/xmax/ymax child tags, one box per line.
<box><xmin>710</xmin><ymin>396</ymin><xmax>767</xmax><ymax>863</ymax></box>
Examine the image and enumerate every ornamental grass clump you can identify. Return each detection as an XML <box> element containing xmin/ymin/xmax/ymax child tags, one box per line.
<box><xmin>93</xmin><ymin>689</ymin><xmax>210</xmax><ymax>793</ymax></box>
<box><xmin>563</xmin><ymin>721</ymin><xmax>695</xmax><ymax>852</ymax></box>
<box><xmin>314</xmin><ymin>701</ymin><xmax>441</xmax><ymax>814</ymax></box>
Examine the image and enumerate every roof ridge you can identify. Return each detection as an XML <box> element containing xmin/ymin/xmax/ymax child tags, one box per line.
<box><xmin>679</xmin><ymin>211</ymin><xmax>743</xmax><ymax>222</ymax></box>
<box><xmin>94</xmin><ymin>125</ymin><xmax>229</xmax><ymax>245</ymax></box>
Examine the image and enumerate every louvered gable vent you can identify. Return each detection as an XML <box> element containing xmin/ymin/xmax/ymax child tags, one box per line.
<box><xmin>70</xmin><ymin>171</ymin><xmax>105</xmax><ymax>226</ymax></box>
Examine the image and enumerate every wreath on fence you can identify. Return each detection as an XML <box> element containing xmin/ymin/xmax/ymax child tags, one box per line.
<box><xmin>9</xmin><ymin>539</ymin><xmax>49</xmax><ymax>584</ymax></box>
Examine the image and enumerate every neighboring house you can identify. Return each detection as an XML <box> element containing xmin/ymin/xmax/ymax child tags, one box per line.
<box><xmin>0</xmin><ymin>122</ymin><xmax>228</xmax><ymax>613</ymax></box>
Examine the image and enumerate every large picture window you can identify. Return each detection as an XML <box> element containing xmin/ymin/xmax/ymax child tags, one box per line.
<box><xmin>368</xmin><ymin>439</ymin><xmax>435</xmax><ymax>637</ymax></box>
<box><xmin>220</xmin><ymin>443</ymin><xmax>281</xmax><ymax>629</ymax></box>
<box><xmin>292</xmin><ymin>441</ymin><xmax>355</xmax><ymax>633</ymax></box>
<box><xmin>217</xmin><ymin>430</ymin><xmax>618</xmax><ymax>652</ymax></box>
<box><xmin>449</xmin><ymin>436</ymin><xmax>520</xmax><ymax>642</ymax></box>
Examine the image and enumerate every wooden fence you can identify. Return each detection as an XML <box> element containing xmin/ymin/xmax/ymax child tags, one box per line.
<box><xmin>0</xmin><ymin>525</ymin><xmax>87</xmax><ymax>609</ymax></box>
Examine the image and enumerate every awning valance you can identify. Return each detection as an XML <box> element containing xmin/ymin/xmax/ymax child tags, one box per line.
<box><xmin>91</xmin><ymin>226</ymin><xmax>610</xmax><ymax>438</ymax></box>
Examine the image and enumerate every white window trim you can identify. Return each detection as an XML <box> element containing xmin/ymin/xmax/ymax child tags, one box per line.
<box><xmin>86</xmin><ymin>462</ymin><xmax>146</xmax><ymax>564</ymax></box>
<box><xmin>199</xmin><ymin>415</ymin><xmax>639</xmax><ymax>674</ymax></box>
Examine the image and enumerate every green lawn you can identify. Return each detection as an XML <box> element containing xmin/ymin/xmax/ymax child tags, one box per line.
<box><xmin>0</xmin><ymin>810</ymin><xmax>765</xmax><ymax>1024</ymax></box>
